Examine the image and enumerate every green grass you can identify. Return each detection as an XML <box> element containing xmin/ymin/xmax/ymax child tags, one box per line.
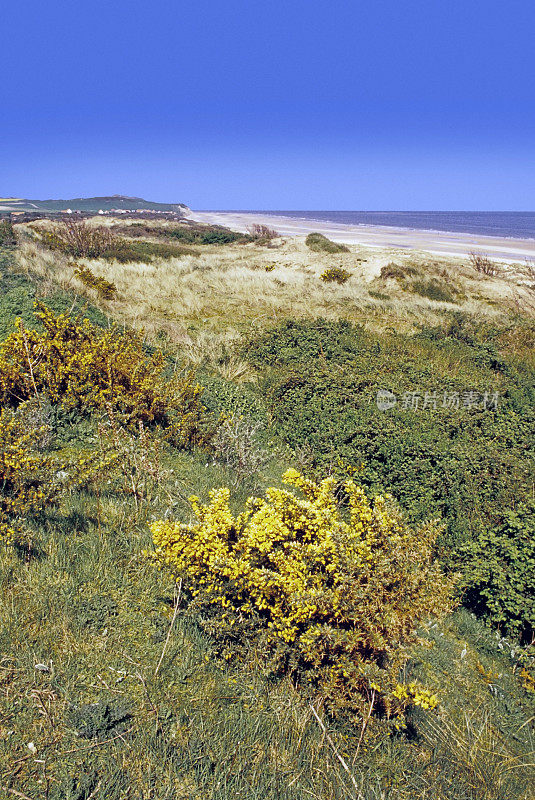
<box><xmin>1</xmin><ymin>446</ymin><xmax>533</xmax><ymax>800</ymax></box>
<box><xmin>1</xmin><ymin>242</ymin><xmax>534</xmax><ymax>799</ymax></box>
<box><xmin>0</xmin><ymin>247</ymin><xmax>108</xmax><ymax>338</ymax></box>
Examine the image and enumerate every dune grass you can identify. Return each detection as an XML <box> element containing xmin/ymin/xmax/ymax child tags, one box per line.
<box><xmin>15</xmin><ymin>224</ymin><xmax>533</xmax><ymax>354</ymax></box>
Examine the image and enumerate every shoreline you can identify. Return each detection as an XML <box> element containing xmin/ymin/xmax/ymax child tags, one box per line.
<box><xmin>189</xmin><ymin>210</ymin><xmax>535</xmax><ymax>262</ymax></box>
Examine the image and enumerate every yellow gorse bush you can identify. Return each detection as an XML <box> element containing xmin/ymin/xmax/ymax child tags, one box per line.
<box><xmin>150</xmin><ymin>469</ymin><xmax>454</xmax><ymax>715</ymax></box>
<box><xmin>0</xmin><ymin>406</ymin><xmax>55</xmax><ymax>543</ymax></box>
<box><xmin>0</xmin><ymin>303</ymin><xmax>214</xmax><ymax>447</ymax></box>
<box><xmin>0</xmin><ymin>401</ymin><xmax>126</xmax><ymax>545</ymax></box>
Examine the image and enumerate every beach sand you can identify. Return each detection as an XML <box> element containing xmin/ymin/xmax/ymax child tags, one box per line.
<box><xmin>190</xmin><ymin>210</ymin><xmax>535</xmax><ymax>263</ymax></box>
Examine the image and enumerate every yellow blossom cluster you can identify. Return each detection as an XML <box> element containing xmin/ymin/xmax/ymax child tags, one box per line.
<box><xmin>0</xmin><ymin>402</ymin><xmax>123</xmax><ymax>545</ymax></box>
<box><xmin>150</xmin><ymin>469</ymin><xmax>454</xmax><ymax>714</ymax></box>
<box><xmin>0</xmin><ymin>303</ymin><xmax>214</xmax><ymax>447</ymax></box>
<box><xmin>392</xmin><ymin>682</ymin><xmax>439</xmax><ymax>710</ymax></box>
<box><xmin>0</xmin><ymin>409</ymin><xmax>53</xmax><ymax>543</ymax></box>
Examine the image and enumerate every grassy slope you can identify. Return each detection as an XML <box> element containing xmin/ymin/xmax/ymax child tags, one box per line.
<box><xmin>1</xmin><ymin>234</ymin><xmax>534</xmax><ymax>799</ymax></box>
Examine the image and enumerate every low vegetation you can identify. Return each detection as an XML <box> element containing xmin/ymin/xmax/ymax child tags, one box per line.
<box><xmin>306</xmin><ymin>232</ymin><xmax>350</xmax><ymax>253</ymax></box>
<box><xmin>1</xmin><ymin>227</ymin><xmax>534</xmax><ymax>799</ymax></box>
<box><xmin>320</xmin><ymin>266</ymin><xmax>351</xmax><ymax>284</ymax></box>
<box><xmin>0</xmin><ymin>218</ymin><xmax>17</xmax><ymax>247</ymax></box>
<box><xmin>38</xmin><ymin>217</ymin><xmax>195</xmax><ymax>262</ymax></box>
<box><xmin>151</xmin><ymin>469</ymin><xmax>454</xmax><ymax>719</ymax></box>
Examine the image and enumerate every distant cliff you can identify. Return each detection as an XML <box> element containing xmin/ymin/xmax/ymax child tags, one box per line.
<box><xmin>0</xmin><ymin>194</ymin><xmax>190</xmax><ymax>215</ymax></box>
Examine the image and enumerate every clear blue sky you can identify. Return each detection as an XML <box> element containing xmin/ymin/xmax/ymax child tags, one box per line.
<box><xmin>1</xmin><ymin>0</ymin><xmax>533</xmax><ymax>209</ymax></box>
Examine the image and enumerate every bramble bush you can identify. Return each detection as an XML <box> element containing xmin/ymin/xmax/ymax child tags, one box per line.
<box><xmin>149</xmin><ymin>469</ymin><xmax>454</xmax><ymax>717</ymax></box>
<box><xmin>0</xmin><ymin>303</ymin><xmax>216</xmax><ymax>447</ymax></box>
<box><xmin>242</xmin><ymin>318</ymin><xmax>535</xmax><ymax>640</ymax></box>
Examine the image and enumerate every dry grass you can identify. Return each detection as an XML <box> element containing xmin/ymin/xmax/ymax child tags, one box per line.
<box><xmin>15</xmin><ymin>223</ymin><xmax>535</xmax><ymax>352</ymax></box>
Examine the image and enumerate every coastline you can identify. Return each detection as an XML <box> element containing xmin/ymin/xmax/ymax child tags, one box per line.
<box><xmin>190</xmin><ymin>210</ymin><xmax>535</xmax><ymax>262</ymax></box>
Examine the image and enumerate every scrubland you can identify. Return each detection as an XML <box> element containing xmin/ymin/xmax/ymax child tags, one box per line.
<box><xmin>0</xmin><ymin>218</ymin><xmax>534</xmax><ymax>800</ymax></box>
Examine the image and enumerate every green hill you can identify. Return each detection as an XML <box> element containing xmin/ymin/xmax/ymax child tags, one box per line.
<box><xmin>0</xmin><ymin>194</ymin><xmax>190</xmax><ymax>214</ymax></box>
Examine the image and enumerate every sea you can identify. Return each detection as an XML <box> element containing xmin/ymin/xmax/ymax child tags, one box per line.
<box><xmin>236</xmin><ymin>211</ymin><xmax>535</xmax><ymax>240</ymax></box>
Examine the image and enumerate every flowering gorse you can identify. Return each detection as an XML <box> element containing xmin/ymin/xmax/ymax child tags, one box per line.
<box><xmin>320</xmin><ymin>267</ymin><xmax>350</xmax><ymax>284</ymax></box>
<box><xmin>0</xmin><ymin>303</ymin><xmax>215</xmax><ymax>447</ymax></box>
<box><xmin>150</xmin><ymin>469</ymin><xmax>454</xmax><ymax>715</ymax></box>
<box><xmin>0</xmin><ymin>402</ymin><xmax>116</xmax><ymax>546</ymax></box>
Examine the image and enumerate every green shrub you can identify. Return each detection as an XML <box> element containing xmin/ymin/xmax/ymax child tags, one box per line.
<box><xmin>305</xmin><ymin>233</ymin><xmax>349</xmax><ymax>254</ymax></box>
<box><xmin>320</xmin><ymin>267</ymin><xmax>350</xmax><ymax>284</ymax></box>
<box><xmin>103</xmin><ymin>237</ymin><xmax>193</xmax><ymax>261</ymax></box>
<box><xmin>460</xmin><ymin>500</ymin><xmax>535</xmax><ymax>641</ymax></box>
<box><xmin>243</xmin><ymin>319</ymin><xmax>535</xmax><ymax>639</ymax></box>
<box><xmin>73</xmin><ymin>265</ymin><xmax>117</xmax><ymax>299</ymax></box>
<box><xmin>0</xmin><ymin>218</ymin><xmax>17</xmax><ymax>247</ymax></box>
<box><xmin>412</xmin><ymin>279</ymin><xmax>457</xmax><ymax>303</ymax></box>
<box><xmin>165</xmin><ymin>224</ymin><xmax>250</xmax><ymax>245</ymax></box>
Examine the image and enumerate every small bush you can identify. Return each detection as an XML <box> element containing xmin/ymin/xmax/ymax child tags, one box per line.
<box><xmin>320</xmin><ymin>267</ymin><xmax>350</xmax><ymax>284</ymax></box>
<box><xmin>248</xmin><ymin>223</ymin><xmax>279</xmax><ymax>240</ymax></box>
<box><xmin>380</xmin><ymin>262</ymin><xmax>418</xmax><ymax>281</ymax></box>
<box><xmin>469</xmin><ymin>251</ymin><xmax>498</xmax><ymax>276</ymax></box>
<box><xmin>0</xmin><ymin>218</ymin><xmax>17</xmax><ymax>247</ymax></box>
<box><xmin>164</xmin><ymin>224</ymin><xmax>249</xmax><ymax>245</ymax></box>
<box><xmin>73</xmin><ymin>265</ymin><xmax>117</xmax><ymax>299</ymax></box>
<box><xmin>411</xmin><ymin>279</ymin><xmax>457</xmax><ymax>303</ymax></box>
<box><xmin>150</xmin><ymin>469</ymin><xmax>454</xmax><ymax>717</ymax></box>
<box><xmin>42</xmin><ymin>217</ymin><xmax>113</xmax><ymax>259</ymax></box>
<box><xmin>305</xmin><ymin>233</ymin><xmax>349</xmax><ymax>254</ymax></box>
<box><xmin>211</xmin><ymin>413</ymin><xmax>269</xmax><ymax>486</ymax></box>
<box><xmin>0</xmin><ymin>303</ymin><xmax>216</xmax><ymax>447</ymax></box>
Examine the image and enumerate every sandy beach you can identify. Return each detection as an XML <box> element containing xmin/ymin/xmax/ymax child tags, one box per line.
<box><xmin>190</xmin><ymin>211</ymin><xmax>535</xmax><ymax>263</ymax></box>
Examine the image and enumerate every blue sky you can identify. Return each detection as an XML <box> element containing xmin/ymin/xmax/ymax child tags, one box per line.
<box><xmin>1</xmin><ymin>0</ymin><xmax>534</xmax><ymax>209</ymax></box>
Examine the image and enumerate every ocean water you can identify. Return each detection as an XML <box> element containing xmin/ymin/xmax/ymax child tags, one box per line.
<box><xmin>238</xmin><ymin>211</ymin><xmax>535</xmax><ymax>239</ymax></box>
